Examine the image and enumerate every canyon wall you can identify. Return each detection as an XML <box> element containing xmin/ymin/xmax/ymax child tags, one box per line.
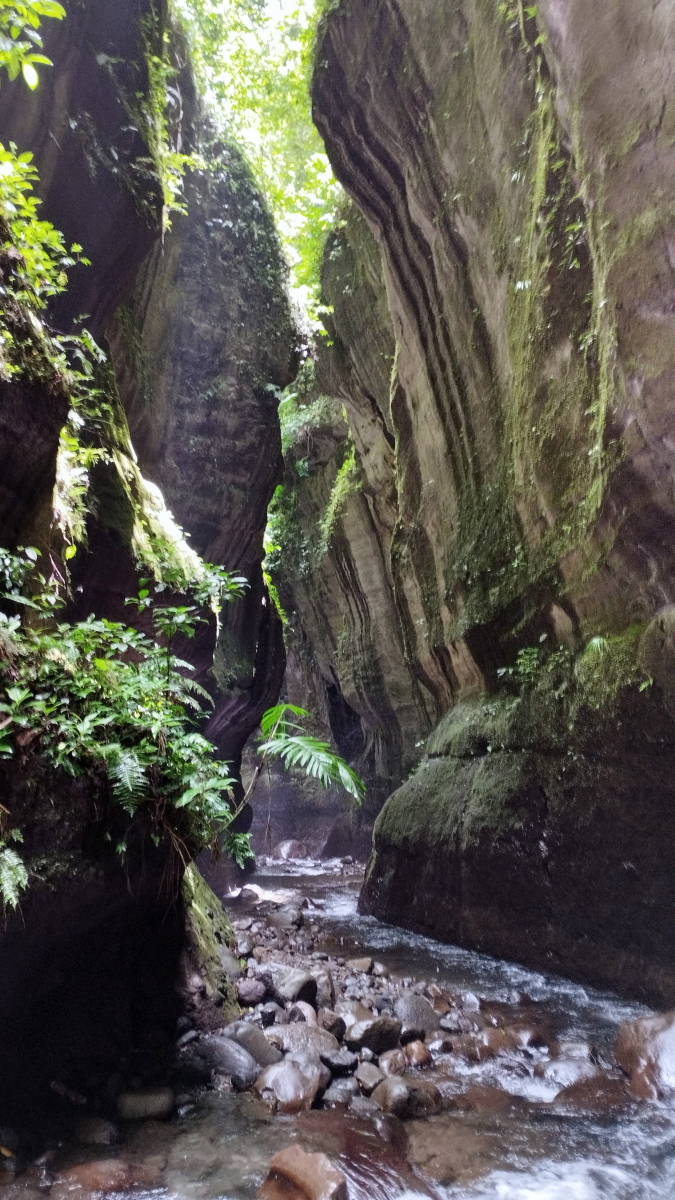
<box><xmin>0</xmin><ymin>0</ymin><xmax>295</xmax><ymax>1127</ymax></box>
<box><xmin>267</xmin><ymin>0</ymin><xmax>675</xmax><ymax>1001</ymax></box>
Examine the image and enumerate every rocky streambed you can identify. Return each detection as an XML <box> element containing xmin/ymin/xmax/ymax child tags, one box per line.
<box><xmin>3</xmin><ymin>858</ymin><xmax>675</xmax><ymax>1199</ymax></box>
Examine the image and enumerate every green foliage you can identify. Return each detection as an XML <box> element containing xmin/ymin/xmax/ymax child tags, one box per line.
<box><xmin>0</xmin><ymin>0</ymin><xmax>64</xmax><ymax>90</ymax></box>
<box><xmin>0</xmin><ymin>550</ymin><xmax>252</xmax><ymax>882</ymax></box>
<box><xmin>0</xmin><ymin>831</ymin><xmax>27</xmax><ymax>908</ymax></box>
<box><xmin>317</xmin><ymin>440</ymin><xmax>359</xmax><ymax>558</ymax></box>
<box><xmin>173</xmin><ymin>0</ymin><xmax>342</xmax><ymax>315</ymax></box>
<box><xmin>256</xmin><ymin>703</ymin><xmax>365</xmax><ymax>803</ymax></box>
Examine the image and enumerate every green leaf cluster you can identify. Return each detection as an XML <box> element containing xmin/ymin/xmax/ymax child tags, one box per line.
<box><xmin>256</xmin><ymin>703</ymin><xmax>364</xmax><ymax>803</ymax></box>
<box><xmin>0</xmin><ymin>0</ymin><xmax>64</xmax><ymax>90</ymax></box>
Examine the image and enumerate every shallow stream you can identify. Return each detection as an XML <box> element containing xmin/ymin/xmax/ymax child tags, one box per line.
<box><xmin>7</xmin><ymin>860</ymin><xmax>675</xmax><ymax>1200</ymax></box>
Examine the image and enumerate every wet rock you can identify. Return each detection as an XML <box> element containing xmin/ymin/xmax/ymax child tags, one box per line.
<box><xmin>554</xmin><ymin>1074</ymin><xmax>633</xmax><ymax>1115</ymax></box>
<box><xmin>379</xmin><ymin>1048</ymin><xmax>407</xmax><ymax>1076</ymax></box>
<box><xmin>317</xmin><ymin>1010</ymin><xmax>346</xmax><ymax>1041</ymax></box>
<box><xmin>335</xmin><ymin>1000</ymin><xmax>373</xmax><ymax>1028</ymax></box>
<box><xmin>261</xmin><ymin>1002</ymin><xmax>285</xmax><ymax>1028</ymax></box>
<box><xmin>405</xmin><ymin>1078</ymin><xmax>442</xmax><ymax>1117</ymax></box>
<box><xmin>426</xmin><ymin>1037</ymin><xmax>455</xmax><ymax>1055</ymax></box>
<box><xmin>237</xmin><ymin>937</ymin><xmax>255</xmax><ymax>957</ymax></box>
<box><xmin>258</xmin><ymin>1146</ymin><xmax>347</xmax><ymax>1200</ymax></box>
<box><xmin>349</xmin><ymin>1095</ymin><xmax>380</xmax><ymax>1118</ymax></box>
<box><xmin>200</xmin><ymin>1036</ymin><xmax>261</xmax><ymax>1090</ymax></box>
<box><xmin>322</xmin><ymin>1077</ymin><xmax>360</xmax><ymax>1107</ymax></box>
<box><xmin>371</xmin><ymin>1077</ymin><xmax>410</xmax><ymax>1115</ymax></box>
<box><xmin>51</xmin><ymin>1160</ymin><xmax>131</xmax><ymax>1196</ymax></box>
<box><xmin>117</xmin><ymin>1089</ymin><xmax>174</xmax><ymax>1120</ymax></box>
<box><xmin>346</xmin><ymin>957</ymin><xmax>373</xmax><ymax>973</ymax></box>
<box><xmin>400</xmin><ymin>1024</ymin><xmax>426</xmax><ymax>1046</ymax></box>
<box><xmin>73</xmin><ymin>1117</ymin><xmax>119</xmax><ymax>1146</ymax></box>
<box><xmin>534</xmin><ymin>1059</ymin><xmax>602</xmax><ymax>1090</ymax></box>
<box><xmin>267</xmin><ymin>910</ymin><xmax>304</xmax><ymax>931</ymax></box>
<box><xmin>238</xmin><ymin>978</ymin><xmax>267</xmax><ymax>1007</ymax></box>
<box><xmin>355</xmin><ymin>1062</ymin><xmax>385</xmax><ymax>1094</ymax></box>
<box><xmin>615</xmin><ymin>1010</ymin><xmax>675</xmax><ymax>1099</ymax></box>
<box><xmin>267</xmin><ymin>965</ymin><xmax>317</xmax><ymax>1005</ymax></box>
<box><xmin>311</xmin><ymin>969</ymin><xmax>335</xmax><ymax>1010</ymax></box>
<box><xmin>345</xmin><ymin>1015</ymin><xmax>402</xmax><ymax>1054</ymax></box>
<box><xmin>223</xmin><ymin>1021</ymin><xmax>283</xmax><ymax>1067</ymax></box>
<box><xmin>272</xmin><ymin>841</ymin><xmax>309</xmax><ymax>861</ymax></box>
<box><xmin>286</xmin><ymin>1051</ymin><xmax>331</xmax><ymax>1092</ymax></box>
<box><xmin>372</xmin><ymin>962</ymin><xmax>389</xmax><ymax>978</ymax></box>
<box><xmin>266</xmin><ymin>1024</ymin><xmax>340</xmax><ymax>1058</ymax></box>
<box><xmin>218</xmin><ymin>947</ymin><xmax>244</xmax><ymax>979</ymax></box>
<box><xmin>320</xmin><ymin>1047</ymin><xmax>358</xmax><ymax>1075</ymax></box>
<box><xmin>394</xmin><ymin>992</ymin><xmax>440</xmax><ymax>1035</ymax></box>
<box><xmin>255</xmin><ymin>1061</ymin><xmax>322</xmax><ymax>1113</ymax></box>
<box><xmin>404</xmin><ymin>1040</ymin><xmax>432</xmax><ymax>1068</ymax></box>
<box><xmin>289</xmin><ymin>1001</ymin><xmax>319</xmax><ymax>1025</ymax></box>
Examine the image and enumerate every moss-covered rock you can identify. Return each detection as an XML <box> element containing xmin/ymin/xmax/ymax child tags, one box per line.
<box><xmin>182</xmin><ymin>863</ymin><xmax>239</xmax><ymax>1023</ymax></box>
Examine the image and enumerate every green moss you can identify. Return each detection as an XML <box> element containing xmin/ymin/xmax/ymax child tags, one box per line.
<box><xmin>182</xmin><ymin>863</ymin><xmax>239</xmax><ymax>1019</ymax></box>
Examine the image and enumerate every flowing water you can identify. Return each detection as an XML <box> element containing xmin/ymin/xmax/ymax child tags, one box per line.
<box><xmin>8</xmin><ymin>861</ymin><xmax>675</xmax><ymax>1200</ymax></box>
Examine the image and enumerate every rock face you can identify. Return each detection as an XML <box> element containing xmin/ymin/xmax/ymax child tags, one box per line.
<box><xmin>264</xmin><ymin>0</ymin><xmax>675</xmax><ymax>1001</ymax></box>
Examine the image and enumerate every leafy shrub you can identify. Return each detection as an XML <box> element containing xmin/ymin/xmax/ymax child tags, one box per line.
<box><xmin>0</xmin><ymin>0</ymin><xmax>64</xmax><ymax>90</ymax></box>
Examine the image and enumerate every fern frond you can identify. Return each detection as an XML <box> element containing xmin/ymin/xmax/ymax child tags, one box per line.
<box><xmin>0</xmin><ymin>846</ymin><xmax>28</xmax><ymax>909</ymax></box>
<box><xmin>260</xmin><ymin>703</ymin><xmax>309</xmax><ymax>737</ymax></box>
<box><xmin>258</xmin><ymin>732</ymin><xmax>365</xmax><ymax>803</ymax></box>
<box><xmin>107</xmin><ymin>749</ymin><xmax>147</xmax><ymax>810</ymax></box>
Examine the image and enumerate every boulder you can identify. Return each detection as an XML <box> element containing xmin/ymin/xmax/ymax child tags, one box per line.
<box><xmin>355</xmin><ymin>1062</ymin><xmax>385</xmax><ymax>1095</ymax></box>
<box><xmin>272</xmin><ymin>841</ymin><xmax>309</xmax><ymax>861</ymax></box>
<box><xmin>267</xmin><ymin>965</ymin><xmax>317</xmax><ymax>1005</ymax></box>
<box><xmin>117</xmin><ymin>1088</ymin><xmax>174</xmax><ymax>1121</ymax></box>
<box><xmin>311</xmin><ymin>969</ymin><xmax>335</xmax><ymax>1010</ymax></box>
<box><xmin>404</xmin><ymin>1040</ymin><xmax>432</xmax><ymax>1068</ymax></box>
<box><xmin>238</xmin><ymin>978</ymin><xmax>267</xmax><ymax>1007</ymax></box>
<box><xmin>371</xmin><ymin>1077</ymin><xmax>410</xmax><ymax>1116</ymax></box>
<box><xmin>258</xmin><ymin>1146</ymin><xmax>347</xmax><ymax>1200</ymax></box>
<box><xmin>345</xmin><ymin>1015</ymin><xmax>402</xmax><ymax>1054</ymax></box>
<box><xmin>289</xmin><ymin>1001</ymin><xmax>318</xmax><ymax>1025</ymax></box>
<box><xmin>317</xmin><ymin>1010</ymin><xmax>346</xmax><ymax>1041</ymax></box>
<box><xmin>222</xmin><ymin>1022</ymin><xmax>283</xmax><ymax>1067</ymax></box>
<box><xmin>554</xmin><ymin>1074</ymin><xmax>633</xmax><ymax>1115</ymax></box>
<box><xmin>266</xmin><ymin>1024</ymin><xmax>340</xmax><ymax>1058</ymax></box>
<box><xmin>320</xmin><ymin>1047</ymin><xmax>358</xmax><ymax>1076</ymax></box>
<box><xmin>404</xmin><ymin>1078</ymin><xmax>442</xmax><ymax>1117</ymax></box>
<box><xmin>378</xmin><ymin>1048</ymin><xmax>407</xmax><ymax>1076</ymax></box>
<box><xmin>615</xmin><ymin>1010</ymin><xmax>675</xmax><ymax>1099</ymax></box>
<box><xmin>345</xmin><ymin>957</ymin><xmax>373</xmax><ymax>973</ymax></box>
<box><xmin>394</xmin><ymin>992</ymin><xmax>440</xmax><ymax>1035</ymax></box>
<box><xmin>335</xmin><ymin>1000</ymin><xmax>373</xmax><ymax>1027</ymax></box>
<box><xmin>322</xmin><ymin>1078</ymin><xmax>360</xmax><ymax>1107</ymax></box>
<box><xmin>200</xmin><ymin>1036</ymin><xmax>261</xmax><ymax>1090</ymax></box>
<box><xmin>255</xmin><ymin>1061</ymin><xmax>322</xmax><ymax>1114</ymax></box>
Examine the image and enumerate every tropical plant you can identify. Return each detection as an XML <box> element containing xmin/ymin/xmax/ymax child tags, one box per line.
<box><xmin>0</xmin><ymin>0</ymin><xmax>64</xmax><ymax>90</ymax></box>
<box><xmin>250</xmin><ymin>703</ymin><xmax>364</xmax><ymax>804</ymax></box>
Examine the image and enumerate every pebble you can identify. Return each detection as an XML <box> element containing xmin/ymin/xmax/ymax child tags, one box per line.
<box><xmin>355</xmin><ymin>1062</ymin><xmax>385</xmax><ymax>1095</ymax></box>
<box><xmin>259</xmin><ymin>1145</ymin><xmax>347</xmax><ymax>1200</ymax></box>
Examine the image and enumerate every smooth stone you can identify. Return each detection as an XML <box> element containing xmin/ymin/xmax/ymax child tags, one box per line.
<box><xmin>554</xmin><ymin>1074</ymin><xmax>634</xmax><ymax>1115</ymax></box>
<box><xmin>317</xmin><ymin>1009</ymin><xmax>346</xmax><ymax>1041</ymax></box>
<box><xmin>289</xmin><ymin>1001</ymin><xmax>318</xmax><ymax>1025</ymax></box>
<box><xmin>222</xmin><ymin>1021</ymin><xmax>283</xmax><ymax>1068</ymax></box>
<box><xmin>201</xmin><ymin>1036</ymin><xmax>261</xmax><ymax>1090</ymax></box>
<box><xmin>451</xmin><ymin>1084</ymin><xmax>514</xmax><ymax>1114</ymax></box>
<box><xmin>237</xmin><ymin>937</ymin><xmax>254</xmax><ymax>957</ymax></box>
<box><xmin>266</xmin><ymin>1024</ymin><xmax>340</xmax><ymax>1058</ymax></box>
<box><xmin>286</xmin><ymin>1051</ymin><xmax>331</xmax><ymax>1092</ymax></box>
<box><xmin>311</xmin><ymin>968</ymin><xmax>335</xmax><ymax>1010</ymax></box>
<box><xmin>267</xmin><ymin>965</ymin><xmax>317</xmax><ymax>1005</ymax></box>
<box><xmin>400</xmin><ymin>1024</ymin><xmax>426</xmax><ymax>1046</ymax></box>
<box><xmin>534</xmin><ymin>1059</ymin><xmax>602</xmax><ymax>1090</ymax></box>
<box><xmin>334</xmin><ymin>1000</ymin><xmax>372</xmax><ymax>1028</ymax></box>
<box><xmin>320</xmin><ymin>1048</ymin><xmax>358</xmax><ymax>1076</ymax></box>
<box><xmin>404</xmin><ymin>1040</ymin><xmax>432</xmax><ymax>1068</ymax></box>
<box><xmin>272</xmin><ymin>840</ymin><xmax>309</xmax><ymax>861</ymax></box>
<box><xmin>238</xmin><ymin>978</ymin><xmax>267</xmax><ymax>1007</ymax></box>
<box><xmin>255</xmin><ymin>1061</ymin><xmax>322</xmax><ymax>1114</ymax></box>
<box><xmin>349</xmin><ymin>1095</ymin><xmax>380</xmax><ymax>1118</ymax></box>
<box><xmin>371</xmin><ymin>1077</ymin><xmax>410</xmax><ymax>1116</ymax></box>
<box><xmin>372</xmin><ymin>962</ymin><xmax>389</xmax><ymax>978</ymax></box>
<box><xmin>355</xmin><ymin>1062</ymin><xmax>385</xmax><ymax>1095</ymax></box>
<box><xmin>258</xmin><ymin>1146</ymin><xmax>347</xmax><ymax>1200</ymax></box>
<box><xmin>378</xmin><ymin>1048</ymin><xmax>407</xmax><ymax>1077</ymax></box>
<box><xmin>404</xmin><ymin>1078</ymin><xmax>443</xmax><ymax>1117</ymax></box>
<box><xmin>267</xmin><ymin>910</ymin><xmax>304</xmax><ymax>931</ymax></box>
<box><xmin>117</xmin><ymin>1089</ymin><xmax>174</xmax><ymax>1121</ymax></box>
<box><xmin>73</xmin><ymin>1118</ymin><xmax>119</xmax><ymax>1146</ymax></box>
<box><xmin>394</xmin><ymin>992</ymin><xmax>440</xmax><ymax>1035</ymax></box>
<box><xmin>344</xmin><ymin>1015</ymin><xmax>402</xmax><ymax>1054</ymax></box>
<box><xmin>345</xmin><ymin>957</ymin><xmax>373</xmax><ymax>974</ymax></box>
<box><xmin>322</xmin><ymin>1078</ymin><xmax>360</xmax><ymax>1107</ymax></box>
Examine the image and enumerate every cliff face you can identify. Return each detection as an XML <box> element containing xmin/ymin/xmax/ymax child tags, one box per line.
<box><xmin>269</xmin><ymin>0</ymin><xmax>675</xmax><ymax>1000</ymax></box>
<box><xmin>0</xmin><ymin>0</ymin><xmax>296</xmax><ymax>1130</ymax></box>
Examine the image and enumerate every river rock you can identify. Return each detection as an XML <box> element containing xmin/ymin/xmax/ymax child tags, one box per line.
<box><xmin>355</xmin><ymin>1062</ymin><xmax>385</xmax><ymax>1094</ymax></box>
<box><xmin>345</xmin><ymin>1015</ymin><xmax>402</xmax><ymax>1054</ymax></box>
<box><xmin>266</xmin><ymin>1024</ymin><xmax>340</xmax><ymax>1057</ymax></box>
<box><xmin>615</xmin><ymin>1010</ymin><xmax>675</xmax><ymax>1099</ymax></box>
<box><xmin>272</xmin><ymin>841</ymin><xmax>309</xmax><ymax>861</ymax></box>
<box><xmin>201</xmin><ymin>1036</ymin><xmax>261</xmax><ymax>1090</ymax></box>
<box><xmin>372</xmin><ymin>962</ymin><xmax>389</xmax><ymax>978</ymax></box>
<box><xmin>238</xmin><ymin>978</ymin><xmax>267</xmax><ymax>1007</ymax></box>
<box><xmin>267</xmin><ymin>965</ymin><xmax>317</xmax><ymax>1005</ymax></box>
<box><xmin>286</xmin><ymin>1051</ymin><xmax>331</xmax><ymax>1093</ymax></box>
<box><xmin>371</xmin><ymin>1077</ymin><xmax>410</xmax><ymax>1116</ymax></box>
<box><xmin>311</xmin><ymin>969</ymin><xmax>335</xmax><ymax>1009</ymax></box>
<box><xmin>289</xmin><ymin>1001</ymin><xmax>318</xmax><ymax>1025</ymax></box>
<box><xmin>394</xmin><ymin>992</ymin><xmax>440</xmax><ymax>1035</ymax></box>
<box><xmin>405</xmin><ymin>1078</ymin><xmax>443</xmax><ymax>1117</ymax></box>
<box><xmin>218</xmin><ymin>947</ymin><xmax>244</xmax><ymax>979</ymax></box>
<box><xmin>73</xmin><ymin>1118</ymin><xmax>119</xmax><ymax>1146</ymax></box>
<box><xmin>379</xmin><ymin>1048</ymin><xmax>407</xmax><ymax>1076</ymax></box>
<box><xmin>261</xmin><ymin>1002</ymin><xmax>285</xmax><ymax>1027</ymax></box>
<box><xmin>534</xmin><ymin>1059</ymin><xmax>602</xmax><ymax>1090</ymax></box>
<box><xmin>258</xmin><ymin>1146</ymin><xmax>347</xmax><ymax>1200</ymax></box>
<box><xmin>223</xmin><ymin>1022</ymin><xmax>283</xmax><ymax>1067</ymax></box>
<box><xmin>335</xmin><ymin>1000</ymin><xmax>373</xmax><ymax>1027</ymax></box>
<box><xmin>404</xmin><ymin>1040</ymin><xmax>432</xmax><ymax>1068</ymax></box>
<box><xmin>317</xmin><ymin>1010</ymin><xmax>346</xmax><ymax>1041</ymax></box>
<box><xmin>320</xmin><ymin>1047</ymin><xmax>358</xmax><ymax>1075</ymax></box>
<box><xmin>322</xmin><ymin>1078</ymin><xmax>360</xmax><ymax>1107</ymax></box>
<box><xmin>117</xmin><ymin>1088</ymin><xmax>174</xmax><ymax>1120</ymax></box>
<box><xmin>255</xmin><ymin>1061</ymin><xmax>322</xmax><ymax>1114</ymax></box>
<box><xmin>346</xmin><ymin>957</ymin><xmax>373</xmax><ymax>973</ymax></box>
<box><xmin>267</xmin><ymin>910</ymin><xmax>304</xmax><ymax>931</ymax></box>
<box><xmin>451</xmin><ymin>1084</ymin><xmax>514</xmax><ymax>1114</ymax></box>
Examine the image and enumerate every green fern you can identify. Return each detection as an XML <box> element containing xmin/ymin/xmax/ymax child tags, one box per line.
<box><xmin>107</xmin><ymin>749</ymin><xmax>147</xmax><ymax>810</ymax></box>
<box><xmin>0</xmin><ymin>845</ymin><xmax>27</xmax><ymax>909</ymax></box>
<box><xmin>257</xmin><ymin>704</ymin><xmax>365</xmax><ymax>803</ymax></box>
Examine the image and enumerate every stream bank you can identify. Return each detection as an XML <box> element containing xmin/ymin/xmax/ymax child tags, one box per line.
<box><xmin>2</xmin><ymin>857</ymin><xmax>675</xmax><ymax>1200</ymax></box>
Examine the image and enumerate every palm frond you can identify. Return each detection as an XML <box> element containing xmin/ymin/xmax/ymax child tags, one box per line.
<box><xmin>258</xmin><ymin>732</ymin><xmax>365</xmax><ymax>803</ymax></box>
